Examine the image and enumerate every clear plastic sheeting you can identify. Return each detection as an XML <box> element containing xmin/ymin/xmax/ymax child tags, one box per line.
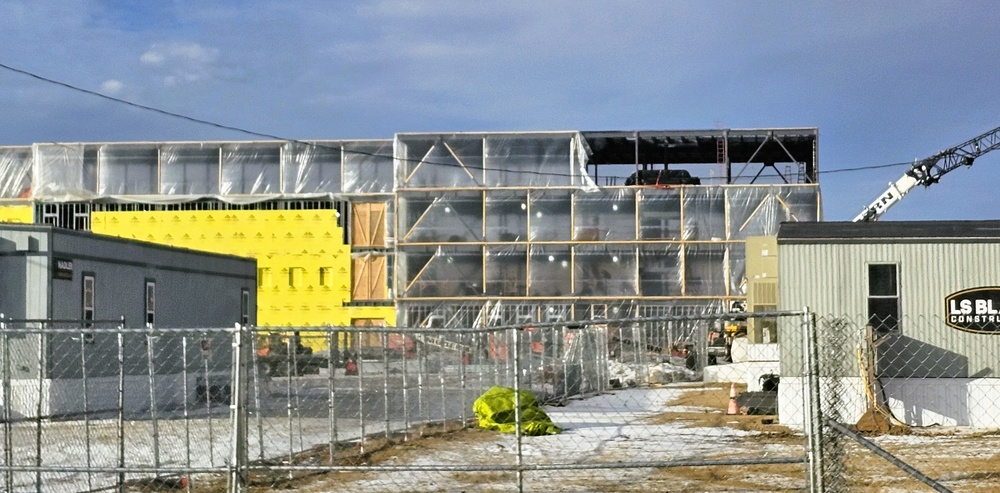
<box><xmin>160</xmin><ymin>143</ymin><xmax>220</xmax><ymax>195</ymax></box>
<box><xmin>395</xmin><ymin>184</ymin><xmax>820</xmax><ymax>301</ymax></box>
<box><xmin>29</xmin><ymin>139</ymin><xmax>394</xmax><ymax>201</ymax></box>
<box><xmin>528</xmin><ymin>190</ymin><xmax>572</xmax><ymax>241</ymax></box>
<box><xmin>574</xmin><ymin>245</ymin><xmax>637</xmax><ymax>296</ymax></box>
<box><xmin>400</xmin><ymin>245</ymin><xmax>483</xmax><ymax>297</ymax></box>
<box><xmin>399</xmin><ymin>192</ymin><xmax>483</xmax><ymax>243</ymax></box>
<box><xmin>400</xmin><ymin>241</ymin><xmax>742</xmax><ymax>300</ymax></box>
<box><xmin>728</xmin><ymin>243</ymin><xmax>746</xmax><ymax>296</ymax></box>
<box><xmin>0</xmin><ymin>147</ymin><xmax>31</xmax><ymax>199</ymax></box>
<box><xmin>529</xmin><ymin>245</ymin><xmax>572</xmax><ymax>297</ymax></box>
<box><xmin>221</xmin><ymin>143</ymin><xmax>281</xmax><ymax>195</ymax></box>
<box><xmin>682</xmin><ymin>187</ymin><xmax>726</xmax><ymax>241</ymax></box>
<box><xmin>283</xmin><ymin>142</ymin><xmax>341</xmax><ymax>194</ymax></box>
<box><xmin>397</xmin><ymin>135</ymin><xmax>484</xmax><ymax>188</ymax></box>
<box><xmin>638</xmin><ymin>189</ymin><xmax>682</xmax><ymax>240</ymax></box>
<box><xmin>727</xmin><ymin>186</ymin><xmax>820</xmax><ymax>239</ymax></box>
<box><xmin>638</xmin><ymin>244</ymin><xmax>682</xmax><ymax>296</ymax></box>
<box><xmin>485</xmin><ymin>134</ymin><xmax>585</xmax><ymax>188</ymax></box>
<box><xmin>395</xmin><ymin>132</ymin><xmax>596</xmax><ymax>190</ymax></box>
<box><xmin>32</xmin><ymin>143</ymin><xmax>96</xmax><ymax>200</ymax></box>
<box><xmin>485</xmin><ymin>191</ymin><xmax>528</xmax><ymax>242</ymax></box>
<box><xmin>684</xmin><ymin>243</ymin><xmax>727</xmax><ymax>296</ymax></box>
<box><xmin>485</xmin><ymin>245</ymin><xmax>527</xmax><ymax>296</ymax></box>
<box><xmin>344</xmin><ymin>141</ymin><xmax>393</xmax><ymax>194</ymax></box>
<box><xmin>573</xmin><ymin>189</ymin><xmax>635</xmax><ymax>241</ymax></box>
<box><xmin>98</xmin><ymin>145</ymin><xmax>158</xmax><ymax>196</ymax></box>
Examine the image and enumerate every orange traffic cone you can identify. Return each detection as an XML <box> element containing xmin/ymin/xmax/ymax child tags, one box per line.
<box><xmin>726</xmin><ymin>383</ymin><xmax>739</xmax><ymax>415</ymax></box>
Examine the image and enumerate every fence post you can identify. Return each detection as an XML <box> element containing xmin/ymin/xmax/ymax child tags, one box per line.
<box><xmin>250</xmin><ymin>332</ymin><xmax>265</xmax><ymax>463</ymax></box>
<box><xmin>459</xmin><ymin>332</ymin><xmax>467</xmax><ymax>425</ymax></box>
<box><xmin>802</xmin><ymin>307</ymin><xmax>825</xmax><ymax>493</ymax></box>
<box><xmin>145</xmin><ymin>329</ymin><xmax>161</xmax><ymax>469</ymax></box>
<box><xmin>80</xmin><ymin>328</ymin><xmax>93</xmax><ymax>492</ymax></box>
<box><xmin>511</xmin><ymin>327</ymin><xmax>524</xmax><ymax>493</ymax></box>
<box><xmin>382</xmin><ymin>330</ymin><xmax>391</xmax><ymax>439</ymax></box>
<box><xmin>401</xmin><ymin>331</ymin><xmax>410</xmax><ymax>439</ymax></box>
<box><xmin>1</xmin><ymin>314</ymin><xmax>11</xmax><ymax>493</ymax></box>
<box><xmin>229</xmin><ymin>324</ymin><xmax>249</xmax><ymax>493</ymax></box>
<box><xmin>327</xmin><ymin>329</ymin><xmax>338</xmax><ymax>460</ymax></box>
<box><xmin>117</xmin><ymin>318</ymin><xmax>126</xmax><ymax>493</ymax></box>
<box><xmin>202</xmin><ymin>334</ymin><xmax>216</xmax><ymax>466</ymax></box>
<box><xmin>182</xmin><ymin>336</ymin><xmax>192</xmax><ymax>475</ymax></box>
<box><xmin>35</xmin><ymin>323</ymin><xmax>45</xmax><ymax>490</ymax></box>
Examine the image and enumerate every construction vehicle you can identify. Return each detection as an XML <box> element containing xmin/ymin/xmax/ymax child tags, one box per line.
<box><xmin>854</xmin><ymin>126</ymin><xmax>1000</xmax><ymax>222</ymax></box>
<box><xmin>625</xmin><ymin>169</ymin><xmax>701</xmax><ymax>186</ymax></box>
<box><xmin>706</xmin><ymin>321</ymin><xmax>746</xmax><ymax>365</ymax></box>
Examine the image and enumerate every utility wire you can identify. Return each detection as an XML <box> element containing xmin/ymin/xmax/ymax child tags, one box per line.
<box><xmin>0</xmin><ymin>61</ymin><xmax>580</xmax><ymax>178</ymax></box>
<box><xmin>0</xmin><ymin>62</ymin><xmax>289</xmax><ymax>142</ymax></box>
<box><xmin>0</xmin><ymin>61</ymin><xmax>915</xmax><ymax>181</ymax></box>
<box><xmin>819</xmin><ymin>161</ymin><xmax>912</xmax><ymax>175</ymax></box>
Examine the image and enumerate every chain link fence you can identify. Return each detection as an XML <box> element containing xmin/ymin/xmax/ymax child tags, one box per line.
<box><xmin>26</xmin><ymin>310</ymin><xmax>1000</xmax><ymax>491</ymax></box>
<box><xmin>815</xmin><ymin>314</ymin><xmax>1000</xmax><ymax>492</ymax></box>
<box><xmin>0</xmin><ymin>318</ymin><xmax>239</xmax><ymax>492</ymax></box>
<box><xmin>239</xmin><ymin>314</ymin><xmax>815</xmax><ymax>493</ymax></box>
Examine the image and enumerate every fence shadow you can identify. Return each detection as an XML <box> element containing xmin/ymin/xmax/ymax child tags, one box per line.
<box><xmin>877</xmin><ymin>334</ymin><xmax>971</xmax><ymax>426</ymax></box>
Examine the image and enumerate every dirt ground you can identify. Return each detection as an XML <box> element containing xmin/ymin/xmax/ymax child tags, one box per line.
<box><xmin>160</xmin><ymin>383</ymin><xmax>1000</xmax><ymax>493</ymax></box>
<box><xmin>649</xmin><ymin>383</ymin><xmax>1000</xmax><ymax>492</ymax></box>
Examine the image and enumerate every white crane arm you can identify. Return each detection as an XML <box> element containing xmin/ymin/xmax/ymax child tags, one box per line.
<box><xmin>852</xmin><ymin>174</ymin><xmax>920</xmax><ymax>222</ymax></box>
<box><xmin>853</xmin><ymin>126</ymin><xmax>1000</xmax><ymax>222</ymax></box>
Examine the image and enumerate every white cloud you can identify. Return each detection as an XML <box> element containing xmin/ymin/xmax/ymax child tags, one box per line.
<box><xmin>139</xmin><ymin>42</ymin><xmax>220</xmax><ymax>85</ymax></box>
<box><xmin>141</xmin><ymin>42</ymin><xmax>218</xmax><ymax>66</ymax></box>
<box><xmin>139</xmin><ymin>51</ymin><xmax>165</xmax><ymax>65</ymax></box>
<box><xmin>100</xmin><ymin>79</ymin><xmax>124</xmax><ymax>94</ymax></box>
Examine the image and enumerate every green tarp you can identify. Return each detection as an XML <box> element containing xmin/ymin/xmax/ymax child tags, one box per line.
<box><xmin>473</xmin><ymin>386</ymin><xmax>562</xmax><ymax>436</ymax></box>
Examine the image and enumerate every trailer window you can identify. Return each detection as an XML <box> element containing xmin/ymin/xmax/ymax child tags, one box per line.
<box><xmin>145</xmin><ymin>280</ymin><xmax>156</xmax><ymax>327</ymax></box>
<box><xmin>868</xmin><ymin>263</ymin><xmax>899</xmax><ymax>333</ymax></box>
<box><xmin>240</xmin><ymin>288</ymin><xmax>250</xmax><ymax>326</ymax></box>
<box><xmin>83</xmin><ymin>274</ymin><xmax>95</xmax><ymax>327</ymax></box>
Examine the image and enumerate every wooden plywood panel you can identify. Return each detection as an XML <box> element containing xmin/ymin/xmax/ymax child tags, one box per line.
<box><xmin>352</xmin><ymin>257</ymin><xmax>371</xmax><ymax>299</ymax></box>
<box><xmin>351</xmin><ymin>202</ymin><xmax>386</xmax><ymax>247</ymax></box>
<box><xmin>352</xmin><ymin>255</ymin><xmax>387</xmax><ymax>300</ymax></box>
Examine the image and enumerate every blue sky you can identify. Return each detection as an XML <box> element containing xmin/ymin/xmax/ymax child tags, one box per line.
<box><xmin>0</xmin><ymin>1</ymin><xmax>997</xmax><ymax>221</ymax></box>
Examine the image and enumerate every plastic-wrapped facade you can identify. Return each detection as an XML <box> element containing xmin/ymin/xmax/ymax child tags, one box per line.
<box><xmin>0</xmin><ymin>128</ymin><xmax>820</xmax><ymax>331</ymax></box>
<box><xmin>392</xmin><ymin>129</ymin><xmax>820</xmax><ymax>328</ymax></box>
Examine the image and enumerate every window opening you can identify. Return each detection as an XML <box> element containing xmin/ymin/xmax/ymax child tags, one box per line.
<box><xmin>145</xmin><ymin>280</ymin><xmax>156</xmax><ymax>327</ymax></box>
<box><xmin>868</xmin><ymin>263</ymin><xmax>899</xmax><ymax>334</ymax></box>
<box><xmin>241</xmin><ymin>288</ymin><xmax>251</xmax><ymax>326</ymax></box>
<box><xmin>83</xmin><ymin>274</ymin><xmax>95</xmax><ymax>327</ymax></box>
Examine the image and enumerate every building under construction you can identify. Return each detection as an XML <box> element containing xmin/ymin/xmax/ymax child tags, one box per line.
<box><xmin>0</xmin><ymin>128</ymin><xmax>821</xmax><ymax>344</ymax></box>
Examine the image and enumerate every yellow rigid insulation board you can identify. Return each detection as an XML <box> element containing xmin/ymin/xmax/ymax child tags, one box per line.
<box><xmin>92</xmin><ymin>209</ymin><xmax>373</xmax><ymax>352</ymax></box>
<box><xmin>0</xmin><ymin>204</ymin><xmax>33</xmax><ymax>224</ymax></box>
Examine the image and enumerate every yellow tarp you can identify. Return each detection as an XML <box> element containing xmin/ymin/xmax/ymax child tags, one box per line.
<box><xmin>473</xmin><ymin>386</ymin><xmax>561</xmax><ymax>436</ymax></box>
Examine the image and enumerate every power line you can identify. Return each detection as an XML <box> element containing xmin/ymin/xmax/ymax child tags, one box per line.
<box><xmin>0</xmin><ymin>61</ymin><xmax>917</xmax><ymax>181</ymax></box>
<box><xmin>0</xmin><ymin>61</ymin><xmax>582</xmax><ymax>179</ymax></box>
<box><xmin>819</xmin><ymin>161</ymin><xmax>912</xmax><ymax>175</ymax></box>
<box><xmin>0</xmin><ymin>62</ymin><xmax>289</xmax><ymax>142</ymax></box>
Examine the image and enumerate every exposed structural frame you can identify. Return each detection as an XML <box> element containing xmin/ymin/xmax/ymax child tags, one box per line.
<box><xmin>582</xmin><ymin>128</ymin><xmax>818</xmax><ymax>185</ymax></box>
